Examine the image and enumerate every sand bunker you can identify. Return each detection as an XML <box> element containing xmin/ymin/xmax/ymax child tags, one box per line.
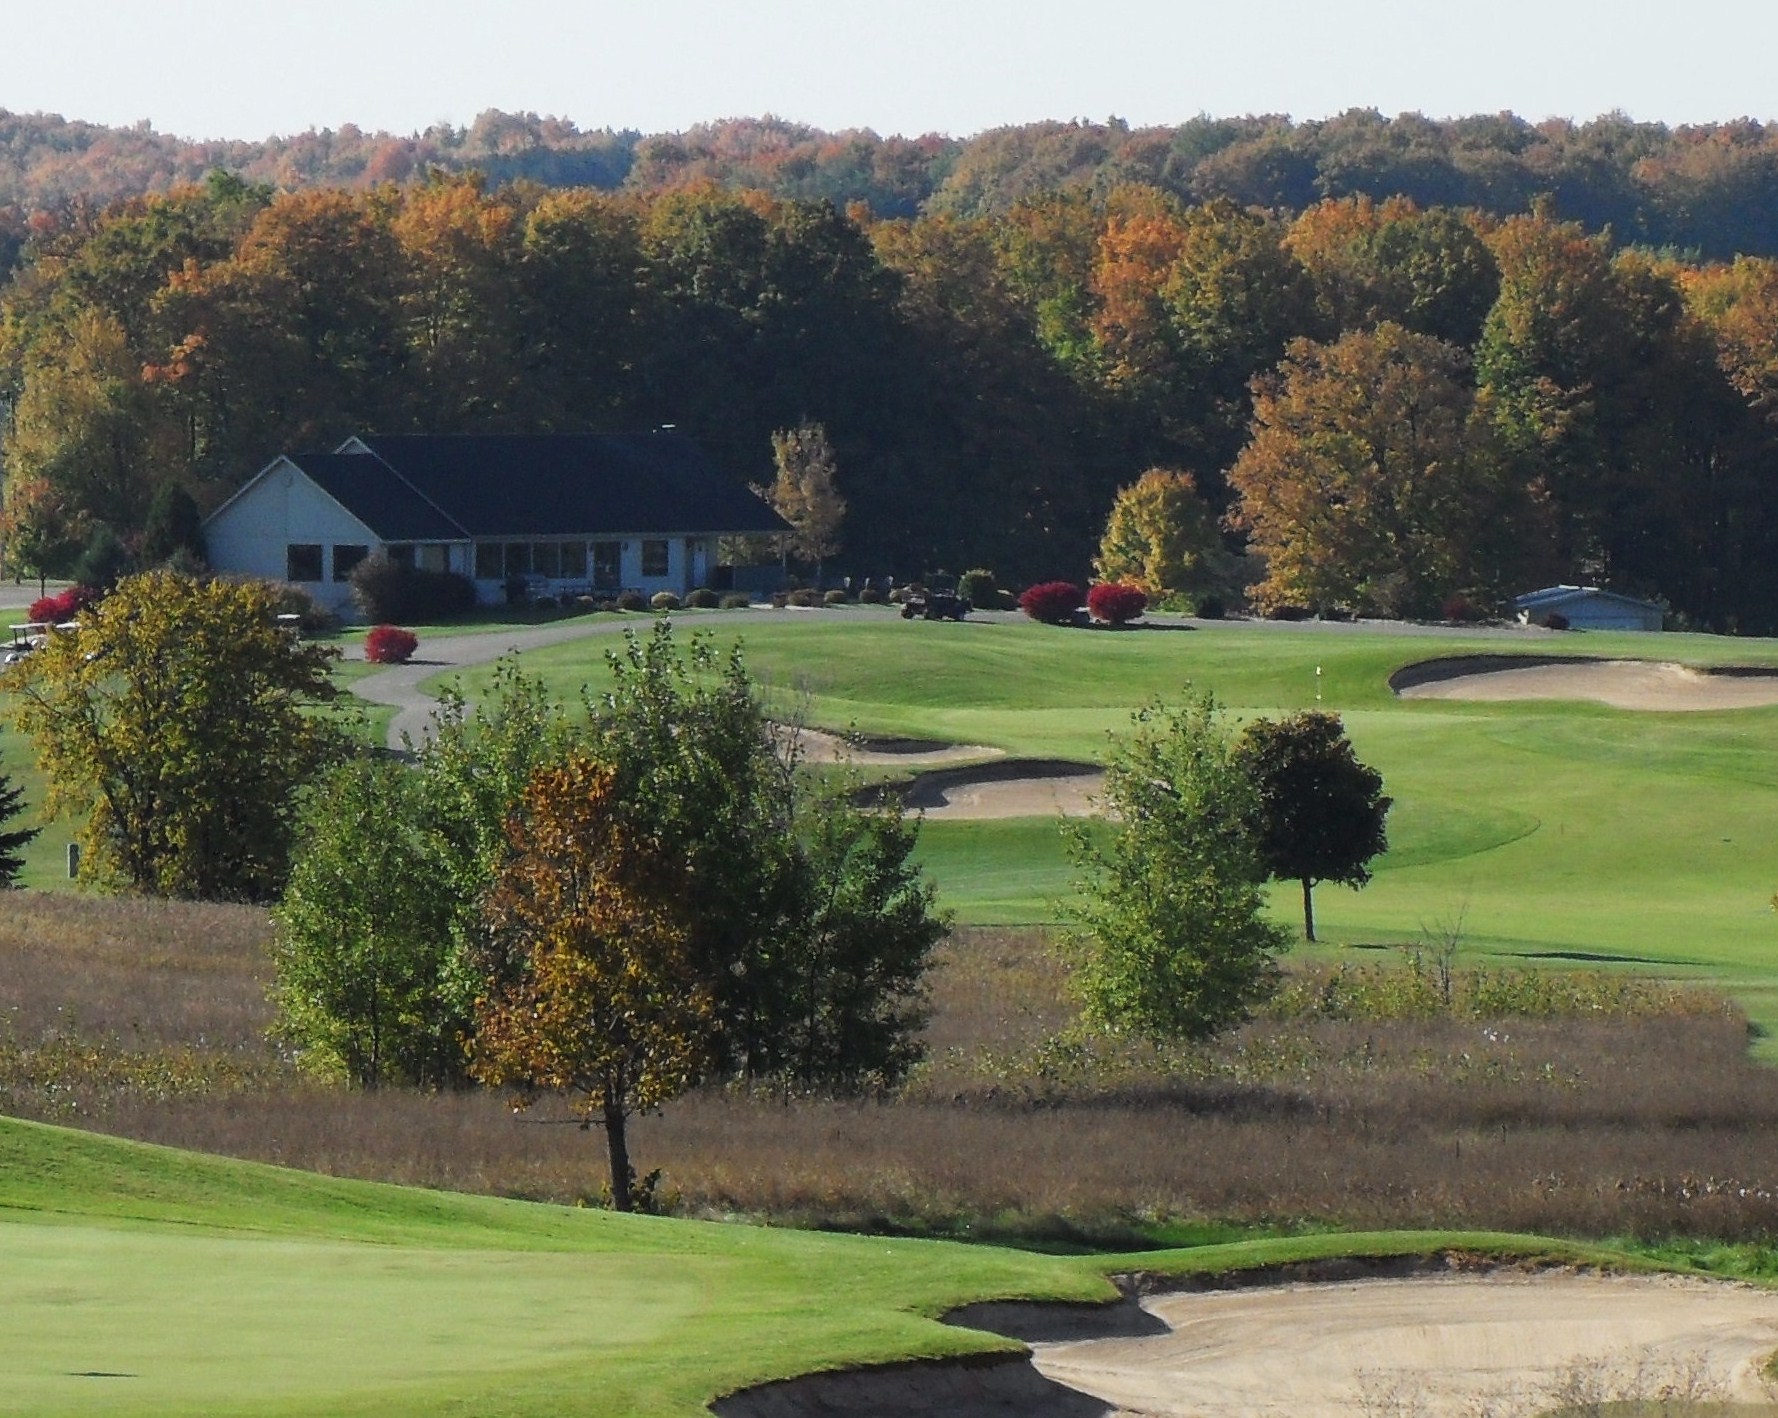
<box><xmin>1394</xmin><ymin>656</ymin><xmax>1778</xmax><ymax>711</ymax></box>
<box><xmin>854</xmin><ymin>759</ymin><xmax>1105</xmax><ymax>820</ymax></box>
<box><xmin>1032</xmin><ymin>1273</ymin><xmax>1778</xmax><ymax>1417</ymax></box>
<box><xmin>786</xmin><ymin>726</ymin><xmax>1005</xmax><ymax>768</ymax></box>
<box><xmin>789</xmin><ymin>728</ymin><xmax>1105</xmax><ymax>819</ymax></box>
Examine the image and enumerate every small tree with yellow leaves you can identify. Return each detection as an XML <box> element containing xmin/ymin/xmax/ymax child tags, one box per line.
<box><xmin>1</xmin><ymin>569</ymin><xmax>346</xmax><ymax>900</ymax></box>
<box><xmin>1093</xmin><ymin>468</ymin><xmax>1231</xmax><ymax>611</ymax></box>
<box><xmin>472</xmin><ymin>754</ymin><xmax>714</xmax><ymax>1212</ymax></box>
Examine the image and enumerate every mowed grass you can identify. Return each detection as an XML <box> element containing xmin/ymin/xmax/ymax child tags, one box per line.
<box><xmin>0</xmin><ymin>1116</ymin><xmax>1104</xmax><ymax>1417</ymax></box>
<box><xmin>435</xmin><ymin>615</ymin><xmax>1778</xmax><ymax>1043</ymax></box>
<box><xmin>0</xmin><ymin>1114</ymin><xmax>1646</xmax><ymax>1418</ymax></box>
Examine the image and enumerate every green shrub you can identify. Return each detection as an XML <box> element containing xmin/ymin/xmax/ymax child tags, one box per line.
<box><xmin>616</xmin><ymin>590</ymin><xmax>648</xmax><ymax>612</ymax></box>
<box><xmin>858</xmin><ymin>586</ymin><xmax>885</xmax><ymax>605</ymax></box>
<box><xmin>787</xmin><ymin>588</ymin><xmax>823</xmax><ymax>607</ymax></box>
<box><xmin>957</xmin><ymin>568</ymin><xmax>998</xmax><ymax>607</ymax></box>
<box><xmin>650</xmin><ymin>591</ymin><xmax>682</xmax><ymax>612</ymax></box>
<box><xmin>720</xmin><ymin>592</ymin><xmax>753</xmax><ymax>609</ymax></box>
<box><xmin>684</xmin><ymin>587</ymin><xmax>720</xmax><ymax>608</ymax></box>
<box><xmin>823</xmin><ymin>588</ymin><xmax>851</xmax><ymax>606</ymax></box>
<box><xmin>349</xmin><ymin>555</ymin><xmax>477</xmax><ymax>622</ymax></box>
<box><xmin>1194</xmin><ymin>595</ymin><xmax>1226</xmax><ymax>620</ymax></box>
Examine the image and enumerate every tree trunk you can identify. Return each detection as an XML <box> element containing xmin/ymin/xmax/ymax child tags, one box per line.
<box><xmin>603</xmin><ymin>1096</ymin><xmax>632</xmax><ymax>1213</ymax></box>
<box><xmin>1301</xmin><ymin>877</ymin><xmax>1316</xmax><ymax>942</ymax></box>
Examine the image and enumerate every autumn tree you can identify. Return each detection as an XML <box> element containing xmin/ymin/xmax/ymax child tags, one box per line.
<box><xmin>1</xmin><ymin>570</ymin><xmax>347</xmax><ymax>899</ymax></box>
<box><xmin>472</xmin><ymin>755</ymin><xmax>714</xmax><ymax>1212</ymax></box>
<box><xmin>587</xmin><ymin>622</ymin><xmax>942</xmax><ymax>1088</ymax></box>
<box><xmin>1228</xmin><ymin>323</ymin><xmax>1524</xmax><ymax>617</ymax></box>
<box><xmin>1285</xmin><ymin>196</ymin><xmax>1498</xmax><ymax>347</ymax></box>
<box><xmin>760</xmin><ymin>420</ymin><xmax>845</xmax><ymax>579</ymax></box>
<box><xmin>0</xmin><ymin>751</ymin><xmax>38</xmax><ymax>888</ymax></box>
<box><xmin>1233</xmin><ymin>712</ymin><xmax>1391</xmax><ymax>942</ymax></box>
<box><xmin>1093</xmin><ymin>468</ymin><xmax>1231</xmax><ymax>609</ymax></box>
<box><xmin>1062</xmin><ymin>694</ymin><xmax>1287</xmax><ymax>1045</ymax></box>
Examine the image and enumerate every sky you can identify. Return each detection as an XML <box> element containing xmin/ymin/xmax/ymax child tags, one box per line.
<box><xmin>6</xmin><ymin>1</ymin><xmax>1778</xmax><ymax>141</ymax></box>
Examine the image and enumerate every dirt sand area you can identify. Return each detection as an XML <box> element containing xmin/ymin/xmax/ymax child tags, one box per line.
<box><xmin>794</xmin><ymin>729</ymin><xmax>1106</xmax><ymax>819</ymax></box>
<box><xmin>786</xmin><ymin>726</ymin><xmax>1006</xmax><ymax>769</ymax></box>
<box><xmin>1395</xmin><ymin>656</ymin><xmax>1778</xmax><ymax>711</ymax></box>
<box><xmin>1032</xmin><ymin>1273</ymin><xmax>1778</xmax><ymax>1416</ymax></box>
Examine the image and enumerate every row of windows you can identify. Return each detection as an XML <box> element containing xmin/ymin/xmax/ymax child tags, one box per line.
<box><xmin>473</xmin><ymin>540</ymin><xmax>670</xmax><ymax>584</ymax></box>
<box><xmin>286</xmin><ymin>541</ymin><xmax>673</xmax><ymax>585</ymax></box>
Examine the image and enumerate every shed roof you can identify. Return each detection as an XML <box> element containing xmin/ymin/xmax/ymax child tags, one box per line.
<box><xmin>1512</xmin><ymin>585</ymin><xmax>1662</xmax><ymax>613</ymax></box>
<box><xmin>334</xmin><ymin>432</ymin><xmax>787</xmax><ymax>540</ymax></box>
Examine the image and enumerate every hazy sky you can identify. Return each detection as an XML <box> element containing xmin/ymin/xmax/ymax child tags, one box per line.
<box><xmin>7</xmin><ymin>1</ymin><xmax>1776</xmax><ymax>140</ymax></box>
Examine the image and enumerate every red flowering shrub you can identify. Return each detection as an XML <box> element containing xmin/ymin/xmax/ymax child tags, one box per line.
<box><xmin>1019</xmin><ymin>581</ymin><xmax>1083</xmax><ymax>624</ymax></box>
<box><xmin>1441</xmin><ymin>593</ymin><xmax>1487</xmax><ymax>624</ymax></box>
<box><xmin>1087</xmin><ymin>582</ymin><xmax>1148</xmax><ymax>625</ymax></box>
<box><xmin>364</xmin><ymin>624</ymin><xmax>420</xmax><ymax>664</ymax></box>
<box><xmin>26</xmin><ymin>585</ymin><xmax>100</xmax><ymax>624</ymax></box>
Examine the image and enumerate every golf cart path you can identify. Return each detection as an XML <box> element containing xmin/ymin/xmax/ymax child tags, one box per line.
<box><xmin>1031</xmin><ymin>1273</ymin><xmax>1778</xmax><ymax>1417</ymax></box>
<box><xmin>346</xmin><ymin>611</ymin><xmax>790</xmax><ymax>750</ymax></box>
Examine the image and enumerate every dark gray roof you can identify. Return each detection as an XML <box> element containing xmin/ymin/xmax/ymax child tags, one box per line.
<box><xmin>330</xmin><ymin>432</ymin><xmax>786</xmax><ymax>540</ymax></box>
<box><xmin>291</xmin><ymin>453</ymin><xmax>467</xmax><ymax>541</ymax></box>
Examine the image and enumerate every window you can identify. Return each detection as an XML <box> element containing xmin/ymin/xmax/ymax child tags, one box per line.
<box><xmin>503</xmin><ymin>543</ymin><xmax>529</xmax><ymax>578</ymax></box>
<box><xmin>332</xmin><ymin>545</ymin><xmax>369</xmax><ymax>582</ymax></box>
<box><xmin>475</xmin><ymin>543</ymin><xmax>502</xmax><ymax>580</ymax></box>
<box><xmin>641</xmin><ymin>540</ymin><xmax>670</xmax><ymax>578</ymax></box>
<box><xmin>531</xmin><ymin>542</ymin><xmax>560</xmax><ymax>579</ymax></box>
<box><xmin>387</xmin><ymin>544</ymin><xmax>416</xmax><ymax>570</ymax></box>
<box><xmin>558</xmin><ymin>541</ymin><xmax>587</xmax><ymax>579</ymax></box>
<box><xmin>417</xmin><ymin>544</ymin><xmax>449</xmax><ymax>573</ymax></box>
<box><xmin>286</xmin><ymin>544</ymin><xmax>323</xmax><ymax>582</ymax></box>
<box><xmin>592</xmin><ymin>542</ymin><xmax>621</xmax><ymax>590</ymax></box>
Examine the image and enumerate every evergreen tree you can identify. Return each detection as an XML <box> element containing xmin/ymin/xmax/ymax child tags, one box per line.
<box><xmin>0</xmin><ymin>753</ymin><xmax>38</xmax><ymax>887</ymax></box>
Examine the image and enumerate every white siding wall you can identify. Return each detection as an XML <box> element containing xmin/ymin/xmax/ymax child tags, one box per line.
<box><xmin>204</xmin><ymin>460</ymin><xmax>381</xmax><ymax>611</ymax></box>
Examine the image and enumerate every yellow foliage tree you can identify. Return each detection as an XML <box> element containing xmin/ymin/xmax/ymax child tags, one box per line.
<box><xmin>758</xmin><ymin>421</ymin><xmax>845</xmax><ymax>578</ymax></box>
<box><xmin>472</xmin><ymin>754</ymin><xmax>714</xmax><ymax>1212</ymax></box>
<box><xmin>1093</xmin><ymin>468</ymin><xmax>1230</xmax><ymax>609</ymax></box>
<box><xmin>1</xmin><ymin>570</ymin><xmax>346</xmax><ymax>900</ymax></box>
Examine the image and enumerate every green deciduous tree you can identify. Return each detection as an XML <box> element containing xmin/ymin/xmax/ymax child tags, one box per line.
<box><xmin>472</xmin><ymin>754</ymin><xmax>714</xmax><ymax>1213</ymax></box>
<box><xmin>1063</xmin><ymin>693</ymin><xmax>1288</xmax><ymax>1044</ymax></box>
<box><xmin>1233</xmin><ymin>711</ymin><xmax>1391</xmax><ymax>942</ymax></box>
<box><xmin>1</xmin><ymin>570</ymin><xmax>347</xmax><ymax>900</ymax></box>
<box><xmin>272</xmin><ymin>756</ymin><xmax>462</xmax><ymax>1087</ymax></box>
<box><xmin>271</xmin><ymin>660</ymin><xmax>575</xmax><ymax>1088</ymax></box>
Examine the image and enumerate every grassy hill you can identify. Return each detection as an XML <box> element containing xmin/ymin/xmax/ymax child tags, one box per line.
<box><xmin>0</xmin><ymin>1114</ymin><xmax>1659</xmax><ymax>1417</ymax></box>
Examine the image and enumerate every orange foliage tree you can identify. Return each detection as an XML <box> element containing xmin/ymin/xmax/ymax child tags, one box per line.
<box><xmin>472</xmin><ymin>754</ymin><xmax>713</xmax><ymax>1212</ymax></box>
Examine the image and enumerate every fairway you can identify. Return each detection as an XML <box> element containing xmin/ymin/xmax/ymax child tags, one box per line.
<box><xmin>424</xmin><ymin>612</ymin><xmax>1778</xmax><ymax>1039</ymax></box>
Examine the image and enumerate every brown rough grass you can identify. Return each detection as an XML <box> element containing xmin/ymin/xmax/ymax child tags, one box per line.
<box><xmin>5</xmin><ymin>898</ymin><xmax>1778</xmax><ymax>1242</ymax></box>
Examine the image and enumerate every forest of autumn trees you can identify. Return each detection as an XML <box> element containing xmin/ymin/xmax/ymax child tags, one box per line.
<box><xmin>8</xmin><ymin>109</ymin><xmax>1778</xmax><ymax>626</ymax></box>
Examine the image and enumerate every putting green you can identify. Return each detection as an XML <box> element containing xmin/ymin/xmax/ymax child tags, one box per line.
<box><xmin>0</xmin><ymin>1117</ymin><xmax>1110</xmax><ymax>1417</ymax></box>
